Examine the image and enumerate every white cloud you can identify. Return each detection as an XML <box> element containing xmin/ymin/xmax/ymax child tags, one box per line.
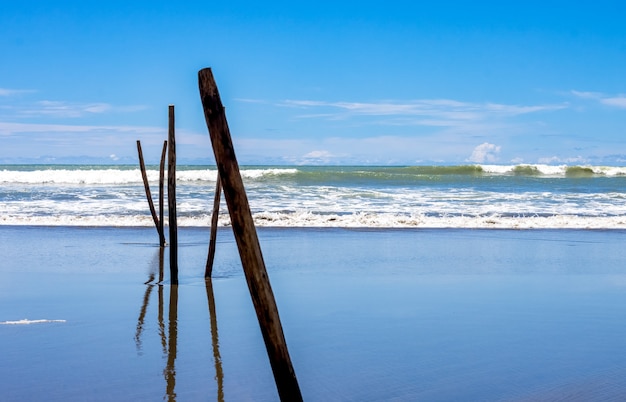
<box><xmin>537</xmin><ymin>155</ymin><xmax>588</xmax><ymax>165</ymax></box>
<box><xmin>300</xmin><ymin>150</ymin><xmax>342</xmax><ymax>164</ymax></box>
<box><xmin>303</xmin><ymin>150</ymin><xmax>335</xmax><ymax>158</ymax></box>
<box><xmin>571</xmin><ymin>90</ymin><xmax>626</xmax><ymax>109</ymax></box>
<box><xmin>601</xmin><ymin>97</ymin><xmax>626</xmax><ymax>109</ymax></box>
<box><xmin>467</xmin><ymin>142</ymin><xmax>501</xmax><ymax>163</ymax></box>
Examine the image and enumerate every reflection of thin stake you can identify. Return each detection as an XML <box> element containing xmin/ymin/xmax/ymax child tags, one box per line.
<box><xmin>206</xmin><ymin>279</ymin><xmax>224</xmax><ymax>402</ymax></box>
<box><xmin>198</xmin><ymin>67</ymin><xmax>302</xmax><ymax>402</ymax></box>
<box><xmin>158</xmin><ymin>246</ymin><xmax>166</xmax><ymax>354</ymax></box>
<box><xmin>135</xmin><ymin>281</ymin><xmax>154</xmax><ymax>351</ymax></box>
<box><xmin>205</xmin><ymin>172</ymin><xmax>222</xmax><ymax>278</ymax></box>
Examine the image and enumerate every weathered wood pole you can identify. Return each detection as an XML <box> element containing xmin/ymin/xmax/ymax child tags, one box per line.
<box><xmin>198</xmin><ymin>68</ymin><xmax>303</xmax><ymax>402</ymax></box>
<box><xmin>205</xmin><ymin>172</ymin><xmax>222</xmax><ymax>278</ymax></box>
<box><xmin>136</xmin><ymin>140</ymin><xmax>163</xmax><ymax>243</ymax></box>
<box><xmin>167</xmin><ymin>105</ymin><xmax>178</xmax><ymax>284</ymax></box>
<box><xmin>159</xmin><ymin>140</ymin><xmax>167</xmax><ymax>247</ymax></box>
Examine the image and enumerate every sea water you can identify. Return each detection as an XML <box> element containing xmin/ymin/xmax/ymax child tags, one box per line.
<box><xmin>1</xmin><ymin>164</ymin><xmax>626</xmax><ymax>228</ymax></box>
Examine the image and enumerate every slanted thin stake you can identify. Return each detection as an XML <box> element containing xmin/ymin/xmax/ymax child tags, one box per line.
<box><xmin>137</xmin><ymin>140</ymin><xmax>163</xmax><ymax>244</ymax></box>
<box><xmin>205</xmin><ymin>172</ymin><xmax>222</xmax><ymax>278</ymax></box>
<box><xmin>159</xmin><ymin>140</ymin><xmax>167</xmax><ymax>247</ymax></box>
<box><xmin>198</xmin><ymin>68</ymin><xmax>302</xmax><ymax>402</ymax></box>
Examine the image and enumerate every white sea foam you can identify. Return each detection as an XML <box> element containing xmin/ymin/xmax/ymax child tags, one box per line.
<box><xmin>0</xmin><ymin>319</ymin><xmax>67</xmax><ymax>325</ymax></box>
<box><xmin>3</xmin><ymin>212</ymin><xmax>626</xmax><ymax>229</ymax></box>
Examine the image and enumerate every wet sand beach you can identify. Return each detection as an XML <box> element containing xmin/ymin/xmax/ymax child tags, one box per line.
<box><xmin>2</xmin><ymin>226</ymin><xmax>626</xmax><ymax>401</ymax></box>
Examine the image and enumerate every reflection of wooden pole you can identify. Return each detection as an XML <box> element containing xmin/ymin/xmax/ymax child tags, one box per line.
<box><xmin>198</xmin><ymin>68</ymin><xmax>302</xmax><ymax>402</ymax></box>
<box><xmin>205</xmin><ymin>172</ymin><xmax>222</xmax><ymax>278</ymax></box>
<box><xmin>159</xmin><ymin>140</ymin><xmax>167</xmax><ymax>247</ymax></box>
<box><xmin>137</xmin><ymin>140</ymin><xmax>162</xmax><ymax>243</ymax></box>
<box><xmin>165</xmin><ymin>284</ymin><xmax>178</xmax><ymax>401</ymax></box>
<box><xmin>205</xmin><ymin>279</ymin><xmax>224</xmax><ymax>402</ymax></box>
<box><xmin>167</xmin><ymin>105</ymin><xmax>178</xmax><ymax>284</ymax></box>
<box><xmin>158</xmin><ymin>246</ymin><xmax>166</xmax><ymax>355</ymax></box>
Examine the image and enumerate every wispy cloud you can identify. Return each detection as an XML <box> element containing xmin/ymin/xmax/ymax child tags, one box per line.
<box><xmin>0</xmin><ymin>88</ymin><xmax>36</xmax><ymax>96</ymax></box>
<box><xmin>571</xmin><ymin>90</ymin><xmax>626</xmax><ymax>109</ymax></box>
<box><xmin>0</xmin><ymin>121</ymin><xmax>160</xmax><ymax>135</ymax></box>
<box><xmin>13</xmin><ymin>101</ymin><xmax>148</xmax><ymax>118</ymax></box>
<box><xmin>279</xmin><ymin>98</ymin><xmax>567</xmax><ymax>126</ymax></box>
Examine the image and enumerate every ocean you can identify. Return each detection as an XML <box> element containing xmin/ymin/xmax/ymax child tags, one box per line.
<box><xmin>2</xmin><ymin>164</ymin><xmax>626</xmax><ymax>229</ymax></box>
<box><xmin>4</xmin><ymin>164</ymin><xmax>626</xmax><ymax>400</ymax></box>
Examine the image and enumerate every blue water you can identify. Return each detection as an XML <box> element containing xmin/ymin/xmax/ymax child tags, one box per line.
<box><xmin>2</xmin><ymin>227</ymin><xmax>626</xmax><ymax>401</ymax></box>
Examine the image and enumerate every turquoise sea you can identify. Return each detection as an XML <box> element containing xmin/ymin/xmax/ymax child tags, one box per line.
<box><xmin>1</xmin><ymin>164</ymin><xmax>626</xmax><ymax>228</ymax></box>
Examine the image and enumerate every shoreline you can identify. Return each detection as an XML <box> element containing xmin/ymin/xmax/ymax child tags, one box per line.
<box><xmin>3</xmin><ymin>214</ymin><xmax>626</xmax><ymax>230</ymax></box>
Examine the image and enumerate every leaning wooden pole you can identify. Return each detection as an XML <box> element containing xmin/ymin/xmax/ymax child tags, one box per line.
<box><xmin>198</xmin><ymin>68</ymin><xmax>303</xmax><ymax>402</ymax></box>
<box><xmin>167</xmin><ymin>105</ymin><xmax>178</xmax><ymax>284</ymax></box>
<box><xmin>159</xmin><ymin>140</ymin><xmax>167</xmax><ymax>247</ymax></box>
<box><xmin>205</xmin><ymin>172</ymin><xmax>222</xmax><ymax>278</ymax></box>
<box><xmin>137</xmin><ymin>140</ymin><xmax>162</xmax><ymax>243</ymax></box>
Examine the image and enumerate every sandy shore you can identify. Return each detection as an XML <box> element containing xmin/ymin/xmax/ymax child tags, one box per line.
<box><xmin>2</xmin><ymin>226</ymin><xmax>626</xmax><ymax>401</ymax></box>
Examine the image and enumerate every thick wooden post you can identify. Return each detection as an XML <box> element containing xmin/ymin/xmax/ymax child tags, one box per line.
<box><xmin>198</xmin><ymin>68</ymin><xmax>303</xmax><ymax>402</ymax></box>
<box><xmin>205</xmin><ymin>172</ymin><xmax>222</xmax><ymax>278</ymax></box>
<box><xmin>136</xmin><ymin>140</ymin><xmax>162</xmax><ymax>243</ymax></box>
<box><xmin>159</xmin><ymin>140</ymin><xmax>167</xmax><ymax>247</ymax></box>
<box><xmin>167</xmin><ymin>105</ymin><xmax>178</xmax><ymax>284</ymax></box>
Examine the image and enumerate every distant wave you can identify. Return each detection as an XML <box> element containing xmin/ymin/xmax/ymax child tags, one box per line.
<box><xmin>480</xmin><ymin>164</ymin><xmax>626</xmax><ymax>177</ymax></box>
<box><xmin>2</xmin><ymin>164</ymin><xmax>626</xmax><ymax>185</ymax></box>
<box><xmin>0</xmin><ymin>166</ymin><xmax>298</xmax><ymax>185</ymax></box>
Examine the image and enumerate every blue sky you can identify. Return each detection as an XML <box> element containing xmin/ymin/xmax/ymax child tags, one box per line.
<box><xmin>1</xmin><ymin>1</ymin><xmax>626</xmax><ymax>165</ymax></box>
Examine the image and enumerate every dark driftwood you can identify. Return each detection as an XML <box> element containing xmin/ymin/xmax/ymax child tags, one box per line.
<box><xmin>198</xmin><ymin>67</ymin><xmax>302</xmax><ymax>402</ymax></box>
<box><xmin>137</xmin><ymin>140</ymin><xmax>162</xmax><ymax>243</ymax></box>
<box><xmin>167</xmin><ymin>105</ymin><xmax>178</xmax><ymax>284</ymax></box>
<box><xmin>205</xmin><ymin>172</ymin><xmax>222</xmax><ymax>278</ymax></box>
<box><xmin>159</xmin><ymin>140</ymin><xmax>167</xmax><ymax>247</ymax></box>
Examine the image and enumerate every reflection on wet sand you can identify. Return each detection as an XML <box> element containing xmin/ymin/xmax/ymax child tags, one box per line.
<box><xmin>165</xmin><ymin>284</ymin><xmax>178</xmax><ymax>401</ymax></box>
<box><xmin>135</xmin><ymin>247</ymin><xmax>223</xmax><ymax>401</ymax></box>
<box><xmin>206</xmin><ymin>278</ymin><xmax>224</xmax><ymax>402</ymax></box>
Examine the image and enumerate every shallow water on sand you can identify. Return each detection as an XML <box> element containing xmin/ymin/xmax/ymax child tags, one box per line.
<box><xmin>2</xmin><ymin>227</ymin><xmax>626</xmax><ymax>401</ymax></box>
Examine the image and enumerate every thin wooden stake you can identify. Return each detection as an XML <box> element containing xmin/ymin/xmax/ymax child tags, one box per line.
<box><xmin>159</xmin><ymin>140</ymin><xmax>167</xmax><ymax>247</ymax></box>
<box><xmin>198</xmin><ymin>68</ymin><xmax>303</xmax><ymax>402</ymax></box>
<box><xmin>137</xmin><ymin>140</ymin><xmax>162</xmax><ymax>243</ymax></box>
<box><xmin>205</xmin><ymin>172</ymin><xmax>222</xmax><ymax>278</ymax></box>
<box><xmin>167</xmin><ymin>105</ymin><xmax>178</xmax><ymax>284</ymax></box>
